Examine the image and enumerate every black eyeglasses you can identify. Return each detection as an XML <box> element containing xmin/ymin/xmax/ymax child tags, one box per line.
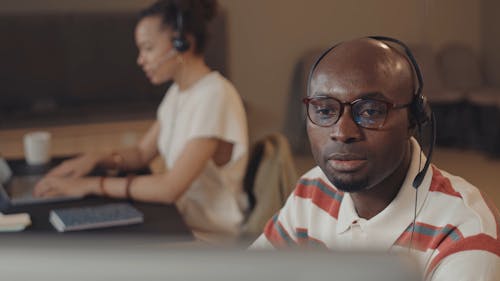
<box><xmin>302</xmin><ymin>96</ymin><xmax>412</xmax><ymax>129</ymax></box>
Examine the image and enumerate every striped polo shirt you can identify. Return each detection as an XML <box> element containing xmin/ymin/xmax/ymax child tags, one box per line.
<box><xmin>251</xmin><ymin>138</ymin><xmax>500</xmax><ymax>281</ymax></box>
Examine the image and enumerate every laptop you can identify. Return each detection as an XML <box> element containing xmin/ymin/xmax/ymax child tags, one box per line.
<box><xmin>0</xmin><ymin>157</ymin><xmax>81</xmax><ymax>210</ymax></box>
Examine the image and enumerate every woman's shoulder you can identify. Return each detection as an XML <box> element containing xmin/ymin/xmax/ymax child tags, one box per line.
<box><xmin>192</xmin><ymin>71</ymin><xmax>240</xmax><ymax>100</ymax></box>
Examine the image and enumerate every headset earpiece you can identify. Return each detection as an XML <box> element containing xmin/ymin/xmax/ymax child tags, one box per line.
<box><xmin>368</xmin><ymin>36</ymin><xmax>435</xmax><ymax>189</ymax></box>
<box><xmin>411</xmin><ymin>95</ymin><xmax>432</xmax><ymax>126</ymax></box>
<box><xmin>172</xmin><ymin>9</ymin><xmax>190</xmax><ymax>53</ymax></box>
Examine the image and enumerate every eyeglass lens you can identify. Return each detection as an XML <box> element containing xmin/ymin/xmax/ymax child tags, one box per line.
<box><xmin>308</xmin><ymin>98</ymin><xmax>388</xmax><ymax>128</ymax></box>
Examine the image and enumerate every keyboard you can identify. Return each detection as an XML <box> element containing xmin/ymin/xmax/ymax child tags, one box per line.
<box><xmin>49</xmin><ymin>203</ymin><xmax>144</xmax><ymax>232</ymax></box>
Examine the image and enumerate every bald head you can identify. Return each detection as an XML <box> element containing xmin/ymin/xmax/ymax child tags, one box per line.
<box><xmin>309</xmin><ymin>38</ymin><xmax>416</xmax><ymax>105</ymax></box>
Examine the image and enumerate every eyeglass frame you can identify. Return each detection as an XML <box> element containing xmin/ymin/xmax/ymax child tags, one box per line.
<box><xmin>302</xmin><ymin>96</ymin><xmax>413</xmax><ymax>129</ymax></box>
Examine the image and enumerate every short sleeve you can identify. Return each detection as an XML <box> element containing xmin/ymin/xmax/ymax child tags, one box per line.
<box><xmin>428</xmin><ymin>250</ymin><xmax>500</xmax><ymax>281</ymax></box>
<box><xmin>185</xmin><ymin>78</ymin><xmax>248</xmax><ymax>162</ymax></box>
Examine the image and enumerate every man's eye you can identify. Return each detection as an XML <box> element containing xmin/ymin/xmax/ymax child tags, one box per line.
<box><xmin>317</xmin><ymin>108</ymin><xmax>331</xmax><ymax>114</ymax></box>
<box><xmin>315</xmin><ymin>107</ymin><xmax>337</xmax><ymax>118</ymax></box>
<box><xmin>316</xmin><ymin>107</ymin><xmax>335</xmax><ymax>116</ymax></box>
<box><xmin>359</xmin><ymin>109</ymin><xmax>383</xmax><ymax>118</ymax></box>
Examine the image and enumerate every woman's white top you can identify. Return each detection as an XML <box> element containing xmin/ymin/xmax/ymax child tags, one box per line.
<box><xmin>157</xmin><ymin>71</ymin><xmax>248</xmax><ymax>239</ymax></box>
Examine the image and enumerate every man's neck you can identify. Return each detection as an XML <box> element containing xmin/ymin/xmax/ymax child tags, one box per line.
<box><xmin>350</xmin><ymin>142</ymin><xmax>412</xmax><ymax>220</ymax></box>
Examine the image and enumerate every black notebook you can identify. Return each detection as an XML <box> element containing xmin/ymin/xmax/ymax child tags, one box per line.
<box><xmin>49</xmin><ymin>203</ymin><xmax>144</xmax><ymax>232</ymax></box>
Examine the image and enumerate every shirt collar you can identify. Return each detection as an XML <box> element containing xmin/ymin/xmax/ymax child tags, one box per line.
<box><xmin>336</xmin><ymin>138</ymin><xmax>432</xmax><ymax>248</ymax></box>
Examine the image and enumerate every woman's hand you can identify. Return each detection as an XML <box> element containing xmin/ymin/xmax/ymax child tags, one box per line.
<box><xmin>33</xmin><ymin>177</ymin><xmax>98</xmax><ymax>198</ymax></box>
<box><xmin>46</xmin><ymin>154</ymin><xmax>101</xmax><ymax>178</ymax></box>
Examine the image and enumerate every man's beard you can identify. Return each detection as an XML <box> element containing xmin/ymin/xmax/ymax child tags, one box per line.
<box><xmin>326</xmin><ymin>174</ymin><xmax>370</xmax><ymax>193</ymax></box>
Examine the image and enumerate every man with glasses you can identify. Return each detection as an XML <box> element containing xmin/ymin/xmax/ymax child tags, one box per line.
<box><xmin>251</xmin><ymin>37</ymin><xmax>499</xmax><ymax>281</ymax></box>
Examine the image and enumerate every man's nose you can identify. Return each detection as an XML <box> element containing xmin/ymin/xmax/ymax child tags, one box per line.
<box><xmin>329</xmin><ymin>107</ymin><xmax>363</xmax><ymax>143</ymax></box>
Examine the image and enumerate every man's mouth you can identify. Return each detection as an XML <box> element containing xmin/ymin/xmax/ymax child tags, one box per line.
<box><xmin>327</xmin><ymin>153</ymin><xmax>367</xmax><ymax>172</ymax></box>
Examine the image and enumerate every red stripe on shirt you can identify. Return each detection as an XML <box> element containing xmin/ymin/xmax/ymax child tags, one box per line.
<box><xmin>295</xmin><ymin>227</ymin><xmax>327</xmax><ymax>248</ymax></box>
<box><xmin>429</xmin><ymin>166</ymin><xmax>462</xmax><ymax>198</ymax></box>
<box><xmin>294</xmin><ymin>178</ymin><xmax>343</xmax><ymax>219</ymax></box>
<box><xmin>295</xmin><ymin>227</ymin><xmax>308</xmax><ymax>245</ymax></box>
<box><xmin>394</xmin><ymin>222</ymin><xmax>464</xmax><ymax>252</ymax></box>
<box><xmin>425</xmin><ymin>234</ymin><xmax>500</xmax><ymax>277</ymax></box>
<box><xmin>263</xmin><ymin>214</ymin><xmax>294</xmax><ymax>248</ymax></box>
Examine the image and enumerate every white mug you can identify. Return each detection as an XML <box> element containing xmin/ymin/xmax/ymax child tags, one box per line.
<box><xmin>23</xmin><ymin>131</ymin><xmax>52</xmax><ymax>165</ymax></box>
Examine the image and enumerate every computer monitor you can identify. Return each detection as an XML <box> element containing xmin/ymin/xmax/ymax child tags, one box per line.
<box><xmin>0</xmin><ymin>235</ymin><xmax>420</xmax><ymax>281</ymax></box>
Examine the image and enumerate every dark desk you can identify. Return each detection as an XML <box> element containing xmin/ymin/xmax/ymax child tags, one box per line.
<box><xmin>2</xmin><ymin>157</ymin><xmax>193</xmax><ymax>240</ymax></box>
<box><xmin>5</xmin><ymin>197</ymin><xmax>192</xmax><ymax>238</ymax></box>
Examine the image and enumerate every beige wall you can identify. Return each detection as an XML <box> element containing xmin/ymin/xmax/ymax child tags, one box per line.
<box><xmin>1</xmin><ymin>0</ymin><xmax>482</xmax><ymax>141</ymax></box>
<box><xmin>482</xmin><ymin>0</ymin><xmax>500</xmax><ymax>85</ymax></box>
<box><xmin>218</xmin><ymin>0</ymin><xmax>481</xmax><ymax>141</ymax></box>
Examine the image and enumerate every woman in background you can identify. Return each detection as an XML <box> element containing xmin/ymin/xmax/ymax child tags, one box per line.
<box><xmin>34</xmin><ymin>0</ymin><xmax>249</xmax><ymax>241</ymax></box>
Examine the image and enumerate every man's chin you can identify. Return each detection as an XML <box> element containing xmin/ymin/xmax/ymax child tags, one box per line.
<box><xmin>327</xmin><ymin>174</ymin><xmax>369</xmax><ymax>193</ymax></box>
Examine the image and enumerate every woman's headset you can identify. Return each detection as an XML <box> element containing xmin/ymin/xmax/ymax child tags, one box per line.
<box><xmin>171</xmin><ymin>8</ymin><xmax>190</xmax><ymax>53</ymax></box>
<box><xmin>307</xmin><ymin>36</ymin><xmax>436</xmax><ymax>189</ymax></box>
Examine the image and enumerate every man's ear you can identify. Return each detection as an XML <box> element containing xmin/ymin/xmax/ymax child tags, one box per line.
<box><xmin>407</xmin><ymin>114</ymin><xmax>417</xmax><ymax>139</ymax></box>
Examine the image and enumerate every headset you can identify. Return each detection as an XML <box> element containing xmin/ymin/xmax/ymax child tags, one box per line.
<box><xmin>171</xmin><ymin>8</ymin><xmax>191</xmax><ymax>53</ymax></box>
<box><xmin>151</xmin><ymin>7</ymin><xmax>191</xmax><ymax>71</ymax></box>
<box><xmin>306</xmin><ymin>35</ymin><xmax>436</xmax><ymax>190</ymax></box>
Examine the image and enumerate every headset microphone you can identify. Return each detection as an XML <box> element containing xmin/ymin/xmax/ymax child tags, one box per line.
<box><xmin>412</xmin><ymin>112</ymin><xmax>436</xmax><ymax>188</ymax></box>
